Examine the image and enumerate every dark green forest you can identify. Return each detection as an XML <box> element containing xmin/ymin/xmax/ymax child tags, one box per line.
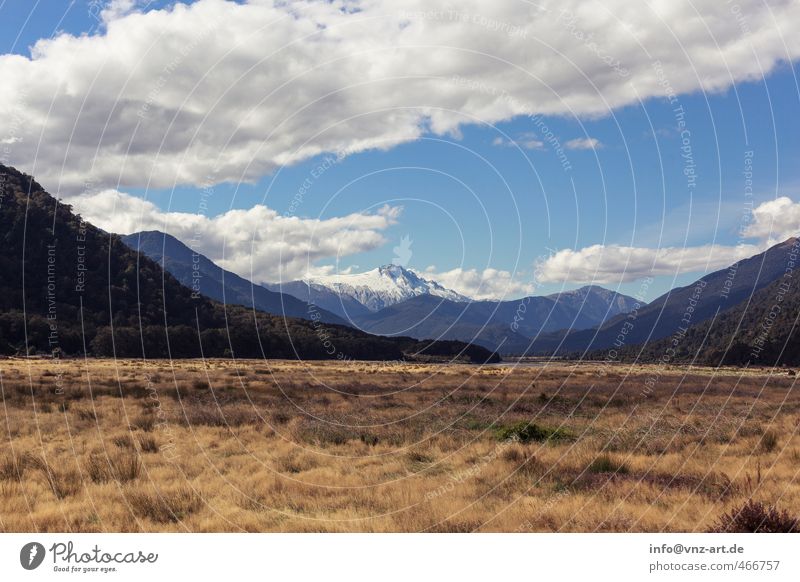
<box><xmin>628</xmin><ymin>264</ymin><xmax>800</xmax><ymax>367</ymax></box>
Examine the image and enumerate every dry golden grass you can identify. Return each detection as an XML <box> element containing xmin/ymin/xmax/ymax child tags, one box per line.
<box><xmin>0</xmin><ymin>357</ymin><xmax>798</xmax><ymax>532</ymax></box>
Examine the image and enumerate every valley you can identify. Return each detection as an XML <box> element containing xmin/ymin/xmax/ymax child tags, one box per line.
<box><xmin>1</xmin><ymin>357</ymin><xmax>797</xmax><ymax>532</ymax></box>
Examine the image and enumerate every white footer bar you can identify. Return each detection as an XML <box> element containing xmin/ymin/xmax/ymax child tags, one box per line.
<box><xmin>1</xmin><ymin>534</ymin><xmax>797</xmax><ymax>581</ymax></box>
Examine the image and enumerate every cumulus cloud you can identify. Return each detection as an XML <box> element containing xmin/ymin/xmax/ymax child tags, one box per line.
<box><xmin>744</xmin><ymin>196</ymin><xmax>800</xmax><ymax>243</ymax></box>
<box><xmin>536</xmin><ymin>243</ymin><xmax>761</xmax><ymax>284</ymax></box>
<box><xmin>564</xmin><ymin>137</ymin><xmax>602</xmax><ymax>150</ymax></box>
<box><xmin>1</xmin><ymin>0</ymin><xmax>798</xmax><ymax>193</ymax></box>
<box><xmin>69</xmin><ymin>189</ymin><xmax>401</xmax><ymax>284</ymax></box>
<box><xmin>422</xmin><ymin>266</ymin><xmax>536</xmax><ymax>300</ymax></box>
<box><xmin>100</xmin><ymin>0</ymin><xmax>140</xmax><ymax>22</ymax></box>
<box><xmin>535</xmin><ymin>197</ymin><xmax>800</xmax><ymax>284</ymax></box>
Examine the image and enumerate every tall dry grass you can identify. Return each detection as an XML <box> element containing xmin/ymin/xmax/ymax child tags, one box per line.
<box><xmin>0</xmin><ymin>358</ymin><xmax>798</xmax><ymax>532</ymax></box>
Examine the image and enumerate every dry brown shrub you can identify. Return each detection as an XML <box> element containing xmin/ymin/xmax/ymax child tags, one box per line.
<box><xmin>759</xmin><ymin>429</ymin><xmax>779</xmax><ymax>453</ymax></box>
<box><xmin>0</xmin><ymin>454</ymin><xmax>27</xmax><ymax>481</ymax></box>
<box><xmin>26</xmin><ymin>455</ymin><xmax>83</xmax><ymax>498</ymax></box>
<box><xmin>709</xmin><ymin>500</ymin><xmax>799</xmax><ymax>533</ymax></box>
<box><xmin>132</xmin><ymin>414</ymin><xmax>156</xmax><ymax>432</ymax></box>
<box><xmin>127</xmin><ymin>488</ymin><xmax>203</xmax><ymax>523</ymax></box>
<box><xmin>75</xmin><ymin>407</ymin><xmax>100</xmax><ymax>422</ymax></box>
<box><xmin>86</xmin><ymin>450</ymin><xmax>142</xmax><ymax>483</ymax></box>
<box><xmin>113</xmin><ymin>434</ymin><xmax>136</xmax><ymax>449</ymax></box>
<box><xmin>138</xmin><ymin>435</ymin><xmax>159</xmax><ymax>453</ymax></box>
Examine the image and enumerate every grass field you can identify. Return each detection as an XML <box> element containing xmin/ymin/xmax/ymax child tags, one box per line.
<box><xmin>1</xmin><ymin>358</ymin><xmax>798</xmax><ymax>532</ymax></box>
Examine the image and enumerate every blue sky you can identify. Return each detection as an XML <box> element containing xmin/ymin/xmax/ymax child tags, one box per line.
<box><xmin>1</xmin><ymin>0</ymin><xmax>798</xmax><ymax>300</ymax></box>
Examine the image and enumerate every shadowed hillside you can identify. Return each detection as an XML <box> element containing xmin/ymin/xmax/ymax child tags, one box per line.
<box><xmin>625</xmin><ymin>239</ymin><xmax>800</xmax><ymax>367</ymax></box>
<box><xmin>121</xmin><ymin>230</ymin><xmax>346</xmax><ymax>325</ymax></box>
<box><xmin>533</xmin><ymin>238</ymin><xmax>798</xmax><ymax>356</ymax></box>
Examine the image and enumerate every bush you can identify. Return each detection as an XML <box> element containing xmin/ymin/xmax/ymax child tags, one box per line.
<box><xmin>296</xmin><ymin>422</ymin><xmax>356</xmax><ymax>446</ymax></box>
<box><xmin>759</xmin><ymin>430</ymin><xmax>779</xmax><ymax>453</ymax></box>
<box><xmin>114</xmin><ymin>452</ymin><xmax>143</xmax><ymax>482</ymax></box>
<box><xmin>495</xmin><ymin>421</ymin><xmax>572</xmax><ymax>443</ymax></box>
<box><xmin>132</xmin><ymin>414</ymin><xmax>156</xmax><ymax>432</ymax></box>
<box><xmin>86</xmin><ymin>451</ymin><xmax>142</xmax><ymax>483</ymax></box>
<box><xmin>359</xmin><ymin>433</ymin><xmax>379</xmax><ymax>447</ymax></box>
<box><xmin>588</xmin><ymin>454</ymin><xmax>630</xmax><ymax>475</ymax></box>
<box><xmin>75</xmin><ymin>407</ymin><xmax>100</xmax><ymax>422</ymax></box>
<box><xmin>709</xmin><ymin>500</ymin><xmax>799</xmax><ymax>533</ymax></box>
<box><xmin>502</xmin><ymin>445</ymin><xmax>526</xmax><ymax>464</ymax></box>
<box><xmin>85</xmin><ymin>454</ymin><xmax>110</xmax><ymax>483</ymax></box>
<box><xmin>139</xmin><ymin>435</ymin><xmax>159</xmax><ymax>453</ymax></box>
<box><xmin>406</xmin><ymin>451</ymin><xmax>433</xmax><ymax>465</ymax></box>
<box><xmin>113</xmin><ymin>434</ymin><xmax>136</xmax><ymax>449</ymax></box>
<box><xmin>502</xmin><ymin>446</ymin><xmax>544</xmax><ymax>477</ymax></box>
<box><xmin>0</xmin><ymin>455</ymin><xmax>26</xmax><ymax>481</ymax></box>
<box><xmin>127</xmin><ymin>488</ymin><xmax>203</xmax><ymax>523</ymax></box>
<box><xmin>26</xmin><ymin>455</ymin><xmax>82</xmax><ymax>498</ymax></box>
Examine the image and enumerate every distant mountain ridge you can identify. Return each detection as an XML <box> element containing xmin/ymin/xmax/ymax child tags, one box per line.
<box><xmin>263</xmin><ymin>279</ymin><xmax>374</xmax><ymax>322</ymax></box>
<box><xmin>352</xmin><ymin>285</ymin><xmax>641</xmax><ymax>354</ymax></box>
<box><xmin>286</xmin><ymin>265</ymin><xmax>470</xmax><ymax>313</ymax></box>
<box><xmin>532</xmin><ymin>238</ymin><xmax>798</xmax><ymax>356</ymax></box>
<box><xmin>122</xmin><ymin>232</ymin><xmax>641</xmax><ymax>356</ymax></box>
<box><xmin>122</xmin><ymin>231</ymin><xmax>345</xmax><ymax>325</ymax></box>
<box><xmin>272</xmin><ymin>265</ymin><xmax>639</xmax><ymax>351</ymax></box>
<box><xmin>545</xmin><ymin>285</ymin><xmax>640</xmax><ymax>324</ymax></box>
<box><xmin>110</xmin><ymin>222</ymin><xmax>800</xmax><ymax>365</ymax></box>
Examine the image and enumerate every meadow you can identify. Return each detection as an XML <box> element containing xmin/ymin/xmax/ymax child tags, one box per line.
<box><xmin>1</xmin><ymin>358</ymin><xmax>798</xmax><ymax>532</ymax></box>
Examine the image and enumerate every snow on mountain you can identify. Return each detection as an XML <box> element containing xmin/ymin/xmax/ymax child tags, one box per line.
<box><xmin>304</xmin><ymin>265</ymin><xmax>470</xmax><ymax>312</ymax></box>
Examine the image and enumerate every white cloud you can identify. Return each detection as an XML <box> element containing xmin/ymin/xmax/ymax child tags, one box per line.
<box><xmin>535</xmin><ymin>197</ymin><xmax>800</xmax><ymax>284</ymax></box>
<box><xmin>422</xmin><ymin>266</ymin><xmax>535</xmax><ymax>300</ymax></box>
<box><xmin>536</xmin><ymin>243</ymin><xmax>761</xmax><ymax>284</ymax></box>
<box><xmin>492</xmin><ymin>133</ymin><xmax>545</xmax><ymax>150</ymax></box>
<box><xmin>564</xmin><ymin>137</ymin><xmax>602</xmax><ymax>150</ymax></box>
<box><xmin>69</xmin><ymin>189</ymin><xmax>401</xmax><ymax>284</ymax></box>
<box><xmin>744</xmin><ymin>196</ymin><xmax>800</xmax><ymax>243</ymax></box>
<box><xmin>0</xmin><ymin>0</ymin><xmax>798</xmax><ymax>193</ymax></box>
<box><xmin>100</xmin><ymin>0</ymin><xmax>140</xmax><ymax>23</ymax></box>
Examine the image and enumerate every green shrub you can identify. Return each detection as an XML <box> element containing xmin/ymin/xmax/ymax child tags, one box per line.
<box><xmin>588</xmin><ymin>454</ymin><xmax>630</xmax><ymax>474</ymax></box>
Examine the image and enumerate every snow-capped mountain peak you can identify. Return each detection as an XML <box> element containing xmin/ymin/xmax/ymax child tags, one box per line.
<box><xmin>304</xmin><ymin>265</ymin><xmax>470</xmax><ymax>312</ymax></box>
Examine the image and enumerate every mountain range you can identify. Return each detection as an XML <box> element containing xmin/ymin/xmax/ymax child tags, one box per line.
<box><xmin>532</xmin><ymin>237</ymin><xmax>800</xmax><ymax>357</ymax></box>
<box><xmin>9</xmin><ymin>159</ymin><xmax>795</xmax><ymax>367</ymax></box>
<box><xmin>265</xmin><ymin>265</ymin><xmax>470</xmax><ymax>316</ymax></box>
<box><xmin>124</xmin><ymin>230</ymin><xmax>641</xmax><ymax>354</ymax></box>
<box><xmin>119</xmin><ymin>221</ymin><xmax>800</xmax><ymax>365</ymax></box>
<box><xmin>351</xmin><ymin>285</ymin><xmax>640</xmax><ymax>353</ymax></box>
<box><xmin>121</xmin><ymin>231</ymin><xmax>346</xmax><ymax>325</ymax></box>
<box><xmin>0</xmin><ymin>164</ymin><xmax>498</xmax><ymax>363</ymax></box>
